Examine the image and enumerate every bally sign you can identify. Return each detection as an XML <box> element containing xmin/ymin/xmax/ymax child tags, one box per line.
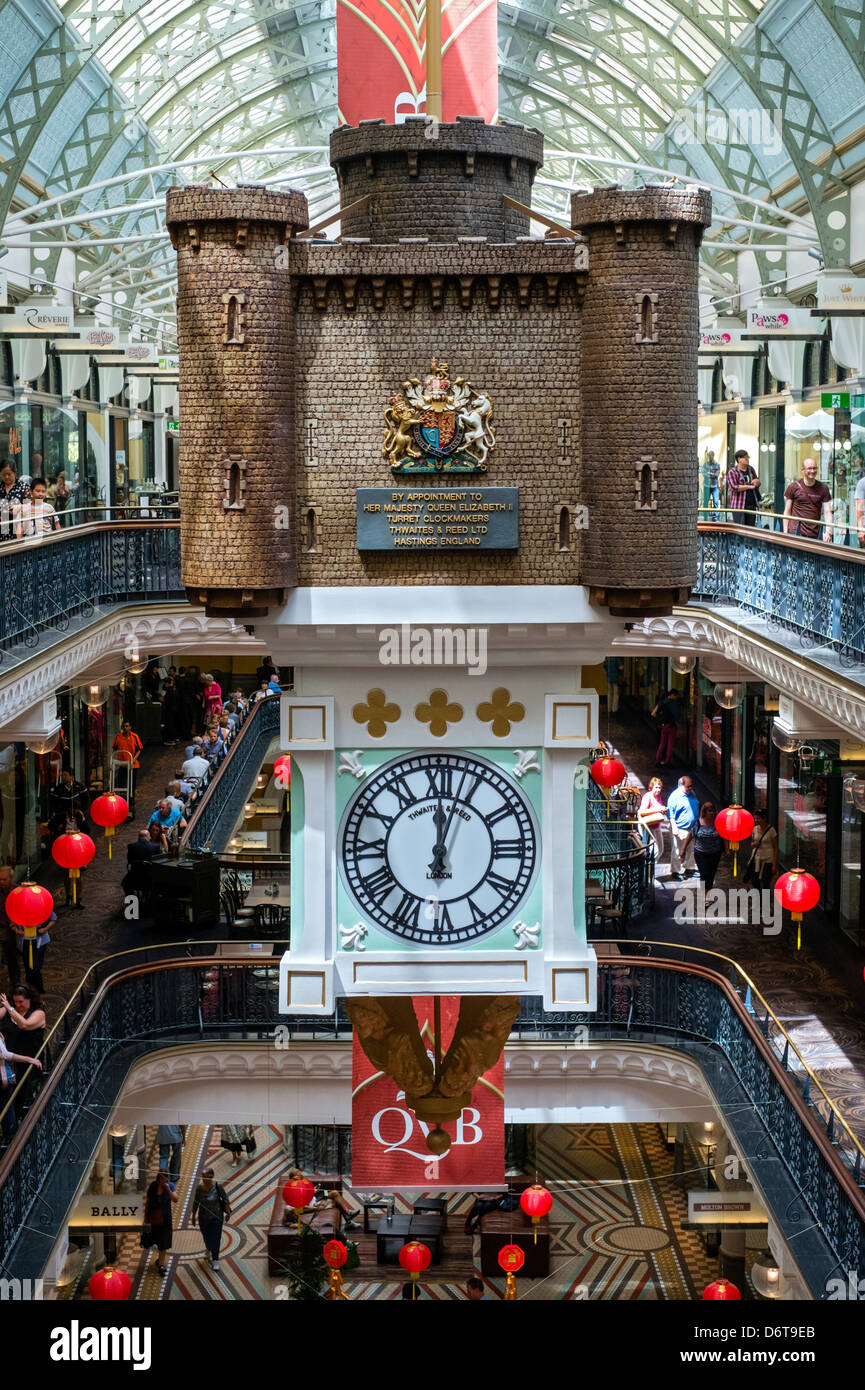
<box><xmin>351</xmin><ymin>996</ymin><xmax>505</xmax><ymax>1190</ymax></box>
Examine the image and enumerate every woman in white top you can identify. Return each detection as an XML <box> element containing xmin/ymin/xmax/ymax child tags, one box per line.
<box><xmin>749</xmin><ymin>810</ymin><xmax>779</xmax><ymax>889</ymax></box>
<box><xmin>638</xmin><ymin>776</ymin><xmax>668</xmax><ymax>867</ymax></box>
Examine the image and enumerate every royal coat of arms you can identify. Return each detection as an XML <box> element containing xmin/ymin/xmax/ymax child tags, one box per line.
<box><xmin>383</xmin><ymin>358</ymin><xmax>495</xmax><ymax>473</ymax></box>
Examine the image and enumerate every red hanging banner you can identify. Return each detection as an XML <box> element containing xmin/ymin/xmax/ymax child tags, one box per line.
<box><xmin>351</xmin><ymin>996</ymin><xmax>505</xmax><ymax>1190</ymax></box>
<box><xmin>336</xmin><ymin>0</ymin><xmax>498</xmax><ymax>127</ymax></box>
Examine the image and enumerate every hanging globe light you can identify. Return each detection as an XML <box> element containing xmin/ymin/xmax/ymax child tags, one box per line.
<box><xmin>126</xmin><ymin>653</ymin><xmax>149</xmax><ymax>675</ymax></box>
<box><xmin>713</xmin><ymin>682</ymin><xmax>744</xmax><ymax>709</ymax></box>
<box><xmin>844</xmin><ymin>776</ymin><xmax>865</xmax><ymax>813</ymax></box>
<box><xmin>771</xmin><ymin>721</ymin><xmax>802</xmax><ymax>754</ymax></box>
<box><xmin>81</xmin><ymin>681</ymin><xmax>110</xmax><ymax>709</ymax></box>
<box><xmin>25</xmin><ymin>731</ymin><xmax>60</xmax><ymax>755</ymax></box>
<box><xmin>671</xmin><ymin>654</ymin><xmax>696</xmax><ymax>675</ymax></box>
<box><xmin>751</xmin><ymin>1249</ymin><xmax>781</xmax><ymax>1299</ymax></box>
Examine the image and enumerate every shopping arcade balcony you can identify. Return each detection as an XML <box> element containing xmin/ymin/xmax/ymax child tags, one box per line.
<box><xmin>0</xmin><ymin>942</ymin><xmax>863</xmax><ymax>1295</ymax></box>
<box><xmin>0</xmin><ymin>509</ymin><xmax>183</xmax><ymax>668</ymax></box>
<box><xmin>695</xmin><ymin>518</ymin><xmax>865</xmax><ymax>669</ymax></box>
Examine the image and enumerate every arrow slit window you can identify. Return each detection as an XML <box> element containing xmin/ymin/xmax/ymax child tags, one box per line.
<box><xmin>222</xmin><ymin>291</ymin><xmax>247</xmax><ymax>345</ymax></box>
<box><xmin>635</xmin><ymin>457</ymin><xmax>658</xmax><ymax>511</ymax></box>
<box><xmin>635</xmin><ymin>292</ymin><xmax>659</xmax><ymax>344</ymax></box>
<box><xmin>224</xmin><ymin>454</ymin><xmax>247</xmax><ymax>510</ymax></box>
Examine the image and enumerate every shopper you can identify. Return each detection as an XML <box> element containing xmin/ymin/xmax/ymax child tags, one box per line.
<box><xmin>683</xmin><ymin>802</ymin><xmax>724</xmax><ymax>890</ymax></box>
<box><xmin>0</xmin><ymin>867</ymin><xmax>21</xmax><ymax>990</ymax></box>
<box><xmin>47</xmin><ymin>471</ymin><xmax>71</xmax><ymax>524</ymax></box>
<box><xmin>140</xmin><ymin>1169</ymin><xmax>178</xmax><ymax>1277</ymax></box>
<box><xmin>157</xmin><ymin>1124</ymin><xmax>185</xmax><ymax>1183</ymax></box>
<box><xmin>148</xmin><ymin>798</ymin><xmax>187</xmax><ymax>839</ymax></box>
<box><xmin>704</xmin><ymin>450</ymin><xmax>721</xmax><ymax>519</ymax></box>
<box><xmin>220</xmin><ymin>1123</ymin><xmax>246</xmax><ymax>1166</ymax></box>
<box><xmin>112</xmin><ymin>721</ymin><xmax>144</xmax><ymax>815</ymax></box>
<box><xmin>11</xmin><ymin>908</ymin><xmax>55</xmax><ymax>992</ymax></box>
<box><xmin>180</xmin><ymin>749</ymin><xmax>210</xmax><ymax>786</ymax></box>
<box><xmin>200</xmin><ymin>674</ymin><xmax>223</xmax><ymax>726</ymax></box>
<box><xmin>192</xmin><ymin>1168</ymin><xmax>232</xmax><ymax>1271</ymax></box>
<box><xmin>0</xmin><ymin>464</ymin><xmax>30</xmax><ymax>541</ymax></box>
<box><xmin>727</xmin><ymin>449</ymin><xmax>760</xmax><ymax>525</ymax></box>
<box><xmin>122</xmin><ymin>824</ymin><xmax>165</xmax><ymax>901</ymax></box>
<box><xmin>747</xmin><ymin>810</ymin><xmax>779</xmax><ymax>889</ymax></box>
<box><xmin>0</xmin><ymin>985</ymin><xmax>46</xmax><ymax>1106</ymax></box>
<box><xmin>652</xmin><ymin>688</ymin><xmax>681</xmax><ymax>767</ymax></box>
<box><xmin>666</xmin><ymin>776</ymin><xmax>700</xmax><ymax>879</ymax></box>
<box><xmin>638</xmin><ymin>777</ymin><xmax>668</xmax><ymax>867</ymax></box>
<box><xmin>0</xmin><ymin>1035</ymin><xmax>43</xmax><ymax>1139</ymax></box>
<box><xmin>783</xmin><ymin>458</ymin><xmax>832</xmax><ymax>541</ymax></box>
<box><xmin>466</xmin><ymin>1277</ymin><xmax>488</xmax><ymax>1301</ymax></box>
<box><xmin>16</xmin><ymin>478</ymin><xmax>60</xmax><ymax>537</ymax></box>
<box><xmin>161</xmin><ymin>676</ymin><xmax>180</xmax><ymax>744</ymax></box>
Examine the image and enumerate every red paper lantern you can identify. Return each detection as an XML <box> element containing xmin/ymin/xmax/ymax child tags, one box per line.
<box><xmin>323</xmin><ymin>1239</ymin><xmax>348</xmax><ymax>1269</ymax></box>
<box><xmin>52</xmin><ymin>832</ymin><xmax>96</xmax><ymax>904</ymax></box>
<box><xmin>498</xmin><ymin>1242</ymin><xmax>525</xmax><ymax>1301</ymax></box>
<box><xmin>399</xmin><ymin>1240</ymin><xmax>431</xmax><ymax>1297</ymax></box>
<box><xmin>273</xmin><ymin>755</ymin><xmax>292</xmax><ymax>790</ymax></box>
<box><xmin>591</xmin><ymin>757</ymin><xmax>626</xmax><ymax>788</ymax></box>
<box><xmin>5</xmin><ymin>882</ymin><xmax>53</xmax><ymax>928</ymax></box>
<box><xmin>774</xmin><ymin>868</ymin><xmax>821</xmax><ymax>951</ymax></box>
<box><xmin>5</xmin><ymin>881</ymin><xmax>53</xmax><ymax>972</ymax></box>
<box><xmin>90</xmin><ymin>794</ymin><xmax>129</xmax><ymax>860</ymax></box>
<box><xmin>282</xmin><ymin>1175</ymin><xmax>315</xmax><ymax>1232</ymax></box>
<box><xmin>520</xmin><ymin>1183</ymin><xmax>553</xmax><ymax>1244</ymax></box>
<box><xmin>89</xmin><ymin>1267</ymin><xmax>132</xmax><ymax>1301</ymax></box>
<box><xmin>703</xmin><ymin>1278</ymin><xmax>742</xmax><ymax>1301</ymax></box>
<box><xmin>715</xmin><ymin>805</ymin><xmax>755</xmax><ymax>875</ymax></box>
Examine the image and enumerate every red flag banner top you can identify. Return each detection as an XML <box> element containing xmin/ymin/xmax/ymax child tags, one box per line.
<box><xmin>351</xmin><ymin>996</ymin><xmax>505</xmax><ymax>1189</ymax></box>
<box><xmin>337</xmin><ymin>0</ymin><xmax>498</xmax><ymax>126</ymax></box>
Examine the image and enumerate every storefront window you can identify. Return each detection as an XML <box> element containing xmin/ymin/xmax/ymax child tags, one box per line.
<box><xmin>777</xmin><ymin>747</ymin><xmax>829</xmax><ymax>880</ymax></box>
<box><xmin>840</xmin><ymin>778</ymin><xmax>864</xmax><ymax>945</ymax></box>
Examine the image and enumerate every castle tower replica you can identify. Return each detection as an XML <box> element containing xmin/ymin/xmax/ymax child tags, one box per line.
<box><xmin>169</xmin><ymin>121</ymin><xmax>710</xmax><ymax>1025</ymax></box>
<box><xmin>167</xmin><ymin>185</ymin><xmax>309</xmax><ymax>617</ymax></box>
<box><xmin>572</xmin><ymin>185</ymin><xmax>712</xmax><ymax>616</ymax></box>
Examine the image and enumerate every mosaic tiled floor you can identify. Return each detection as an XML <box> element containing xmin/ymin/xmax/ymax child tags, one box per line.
<box><xmin>89</xmin><ymin>1122</ymin><xmax>721</xmax><ymax>1301</ymax></box>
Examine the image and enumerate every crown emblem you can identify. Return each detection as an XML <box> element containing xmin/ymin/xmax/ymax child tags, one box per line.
<box><xmin>382</xmin><ymin>358</ymin><xmax>495</xmax><ymax>475</ymax></box>
<box><xmin>840</xmin><ymin>284</ymin><xmax>852</xmax><ymax>293</ymax></box>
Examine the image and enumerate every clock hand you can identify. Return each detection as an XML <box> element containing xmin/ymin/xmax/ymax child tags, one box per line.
<box><xmin>428</xmin><ymin>800</ymin><xmax>447</xmax><ymax>874</ymax></box>
<box><xmin>430</xmin><ymin>765</ymin><xmax>470</xmax><ymax>874</ymax></box>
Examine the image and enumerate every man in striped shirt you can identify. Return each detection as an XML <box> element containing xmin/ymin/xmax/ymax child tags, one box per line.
<box><xmin>727</xmin><ymin>449</ymin><xmax>761</xmax><ymax>525</ymax></box>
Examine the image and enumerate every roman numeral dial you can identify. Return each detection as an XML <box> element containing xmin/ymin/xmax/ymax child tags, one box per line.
<box><xmin>339</xmin><ymin>750</ymin><xmax>539</xmax><ymax>946</ymax></box>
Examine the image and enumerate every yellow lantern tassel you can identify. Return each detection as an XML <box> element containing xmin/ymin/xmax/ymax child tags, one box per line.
<box><xmin>505</xmin><ymin>1272</ymin><xmax>517</xmax><ymax>1301</ymax></box>
<box><xmin>794</xmin><ymin>912</ymin><xmax>802</xmax><ymax>951</ymax></box>
<box><xmin>106</xmin><ymin>827</ymin><xmax>114</xmax><ymax>860</ymax></box>
<box><xmin>327</xmin><ymin>1269</ymin><xmax>348</xmax><ymax>1301</ymax></box>
<box><xmin>70</xmin><ymin>870</ymin><xmax>78</xmax><ymax>905</ymax></box>
<box><xmin>533</xmin><ymin>1221</ymin><xmax>538</xmax><ymax>1245</ymax></box>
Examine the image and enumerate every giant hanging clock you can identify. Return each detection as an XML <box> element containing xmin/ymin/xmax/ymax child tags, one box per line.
<box><xmin>339</xmin><ymin>750</ymin><xmax>539</xmax><ymax>946</ymax></box>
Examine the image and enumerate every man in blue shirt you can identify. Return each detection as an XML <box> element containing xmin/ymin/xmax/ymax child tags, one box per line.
<box><xmin>666</xmin><ymin>776</ymin><xmax>699</xmax><ymax>879</ymax></box>
<box><xmin>148</xmin><ymin>799</ymin><xmax>187</xmax><ymax>837</ymax></box>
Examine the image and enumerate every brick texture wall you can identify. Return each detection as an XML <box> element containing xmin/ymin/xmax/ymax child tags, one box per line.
<box><xmin>167</xmin><ymin>184</ymin><xmax>308</xmax><ymax>611</ymax></box>
<box><xmin>572</xmin><ymin>186</ymin><xmax>712</xmax><ymax>602</ymax></box>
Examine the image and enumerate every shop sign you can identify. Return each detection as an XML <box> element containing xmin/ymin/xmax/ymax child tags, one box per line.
<box><xmin>351</xmin><ymin>995</ymin><xmax>505</xmax><ymax>1189</ymax></box>
<box><xmin>68</xmin><ymin>1191</ymin><xmax>145</xmax><ymax>1227</ymax></box>
<box><xmin>817</xmin><ymin>273</ymin><xmax>865</xmax><ymax>312</ymax></box>
<box><xmin>357</xmin><ymin>486</ymin><xmax>518</xmax><ymax>550</ymax></box>
<box><xmin>698</xmin><ymin>317</ymin><xmax>757</xmax><ymax>356</ymax></box>
<box><xmin>3</xmin><ymin>302</ymin><xmax>74</xmax><ymax>334</ymax></box>
<box><xmin>687</xmin><ymin>1191</ymin><xmax>766</xmax><ymax>1225</ymax></box>
<box><xmin>746</xmin><ymin>301</ymin><xmax>816</xmax><ymax>337</ymax></box>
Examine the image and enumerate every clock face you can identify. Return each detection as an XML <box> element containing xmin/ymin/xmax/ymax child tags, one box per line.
<box><xmin>339</xmin><ymin>750</ymin><xmax>539</xmax><ymax>946</ymax></box>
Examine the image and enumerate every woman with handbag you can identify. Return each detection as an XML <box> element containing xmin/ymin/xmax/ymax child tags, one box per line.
<box><xmin>220</xmin><ymin>1123</ymin><xmax>246</xmax><ymax>1166</ymax></box>
<box><xmin>683</xmin><ymin>802</ymin><xmax>724</xmax><ymax>891</ymax></box>
<box><xmin>747</xmin><ymin>811</ymin><xmax>778</xmax><ymax>890</ymax></box>
<box><xmin>192</xmin><ymin>1168</ymin><xmax>232</xmax><ymax>1272</ymax></box>
<box><xmin>638</xmin><ymin>777</ymin><xmax>668</xmax><ymax>869</ymax></box>
<box><xmin>140</xmin><ymin>1169</ymin><xmax>178</xmax><ymax>1276</ymax></box>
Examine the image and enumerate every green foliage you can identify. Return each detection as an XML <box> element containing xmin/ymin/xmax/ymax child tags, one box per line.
<box><xmin>282</xmin><ymin>1224</ymin><xmax>328</xmax><ymax>1301</ymax></box>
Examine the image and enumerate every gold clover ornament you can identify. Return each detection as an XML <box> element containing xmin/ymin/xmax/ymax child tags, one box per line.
<box><xmin>353</xmin><ymin>689</ymin><xmax>401</xmax><ymax>738</ymax></box>
<box><xmin>477</xmin><ymin>688</ymin><xmax>526</xmax><ymax>737</ymax></box>
<box><xmin>415</xmin><ymin>689</ymin><xmax>464</xmax><ymax>737</ymax></box>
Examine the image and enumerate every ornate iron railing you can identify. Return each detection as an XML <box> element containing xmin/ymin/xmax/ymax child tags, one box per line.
<box><xmin>0</xmin><ymin>519</ymin><xmax>183</xmax><ymax>661</ymax></box>
<box><xmin>181</xmin><ymin>694</ymin><xmax>282</xmax><ymax>853</ymax></box>
<box><xmin>2</xmin><ymin>943</ymin><xmax>861</xmax><ymax>1292</ymax></box>
<box><xmin>585</xmin><ymin>777</ymin><xmax>655</xmax><ymax>924</ymax></box>
<box><xmin>695</xmin><ymin>524</ymin><xmax>865</xmax><ymax>663</ymax></box>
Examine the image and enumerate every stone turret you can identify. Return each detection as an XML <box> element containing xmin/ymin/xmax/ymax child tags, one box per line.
<box><xmin>167</xmin><ymin>184</ymin><xmax>309</xmax><ymax>617</ymax></box>
<box><xmin>330</xmin><ymin>117</ymin><xmax>544</xmax><ymax>242</ymax></box>
<box><xmin>571</xmin><ymin>184</ymin><xmax>712</xmax><ymax>617</ymax></box>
